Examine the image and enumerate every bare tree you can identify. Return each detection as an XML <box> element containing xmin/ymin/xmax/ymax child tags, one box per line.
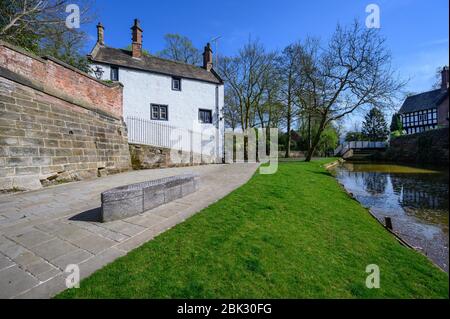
<box><xmin>219</xmin><ymin>39</ymin><xmax>277</xmax><ymax>159</ymax></box>
<box><xmin>223</xmin><ymin>87</ymin><xmax>241</xmax><ymax>131</ymax></box>
<box><xmin>219</xmin><ymin>39</ymin><xmax>276</xmax><ymax>131</ymax></box>
<box><xmin>157</xmin><ymin>34</ymin><xmax>201</xmax><ymax>65</ymax></box>
<box><xmin>277</xmin><ymin>43</ymin><xmax>303</xmax><ymax>158</ymax></box>
<box><xmin>297</xmin><ymin>21</ymin><xmax>405</xmax><ymax>161</ymax></box>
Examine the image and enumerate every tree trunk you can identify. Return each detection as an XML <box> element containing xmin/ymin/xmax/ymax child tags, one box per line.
<box><xmin>307</xmin><ymin>113</ymin><xmax>311</xmax><ymax>154</ymax></box>
<box><xmin>285</xmin><ymin>102</ymin><xmax>292</xmax><ymax>158</ymax></box>
<box><xmin>305</xmin><ymin>116</ymin><xmax>326</xmax><ymax>162</ymax></box>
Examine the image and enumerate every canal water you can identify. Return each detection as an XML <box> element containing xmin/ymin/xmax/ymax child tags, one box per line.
<box><xmin>332</xmin><ymin>162</ymin><xmax>449</xmax><ymax>272</ymax></box>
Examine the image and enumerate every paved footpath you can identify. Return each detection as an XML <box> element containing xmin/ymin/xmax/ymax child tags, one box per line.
<box><xmin>0</xmin><ymin>163</ymin><xmax>259</xmax><ymax>298</ymax></box>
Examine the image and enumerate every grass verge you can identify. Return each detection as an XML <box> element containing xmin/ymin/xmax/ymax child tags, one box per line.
<box><xmin>56</xmin><ymin>159</ymin><xmax>448</xmax><ymax>298</ymax></box>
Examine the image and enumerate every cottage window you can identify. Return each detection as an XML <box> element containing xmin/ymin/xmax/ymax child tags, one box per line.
<box><xmin>199</xmin><ymin>109</ymin><xmax>212</xmax><ymax>124</ymax></box>
<box><xmin>151</xmin><ymin>104</ymin><xmax>169</xmax><ymax>121</ymax></box>
<box><xmin>172</xmin><ymin>77</ymin><xmax>181</xmax><ymax>91</ymax></box>
<box><xmin>110</xmin><ymin>66</ymin><xmax>119</xmax><ymax>81</ymax></box>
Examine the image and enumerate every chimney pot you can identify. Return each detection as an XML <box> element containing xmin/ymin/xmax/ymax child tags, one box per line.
<box><xmin>203</xmin><ymin>43</ymin><xmax>213</xmax><ymax>71</ymax></box>
<box><xmin>97</xmin><ymin>22</ymin><xmax>104</xmax><ymax>45</ymax></box>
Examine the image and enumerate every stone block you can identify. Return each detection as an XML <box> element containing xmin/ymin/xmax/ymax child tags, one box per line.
<box><xmin>11</xmin><ymin>175</ymin><xmax>42</xmax><ymax>190</ymax></box>
<box><xmin>6</xmin><ymin>157</ymin><xmax>32</xmax><ymax>167</ymax></box>
<box><xmin>143</xmin><ymin>186</ymin><xmax>165</xmax><ymax>211</ymax></box>
<box><xmin>0</xmin><ymin>146</ymin><xmax>7</xmax><ymax>157</ymax></box>
<box><xmin>9</xmin><ymin>146</ymin><xmax>39</xmax><ymax>156</ymax></box>
<box><xmin>32</xmin><ymin>157</ymin><xmax>52</xmax><ymax>166</ymax></box>
<box><xmin>44</xmin><ymin>139</ymin><xmax>59</xmax><ymax>147</ymax></box>
<box><xmin>101</xmin><ymin>196</ymin><xmax>143</xmax><ymax>222</ymax></box>
<box><xmin>0</xmin><ymin>177</ymin><xmax>13</xmax><ymax>189</ymax></box>
<box><xmin>20</xmin><ymin>137</ymin><xmax>44</xmax><ymax>147</ymax></box>
<box><xmin>0</xmin><ymin>127</ymin><xmax>25</xmax><ymax>137</ymax></box>
<box><xmin>164</xmin><ymin>185</ymin><xmax>182</xmax><ymax>202</ymax></box>
<box><xmin>15</xmin><ymin>166</ymin><xmax>41</xmax><ymax>175</ymax></box>
<box><xmin>52</xmin><ymin>157</ymin><xmax>68</xmax><ymax>165</ymax></box>
<box><xmin>101</xmin><ymin>174</ymin><xmax>199</xmax><ymax>222</ymax></box>
<box><xmin>0</xmin><ymin>168</ymin><xmax>15</xmax><ymax>177</ymax></box>
<box><xmin>181</xmin><ymin>180</ymin><xmax>196</xmax><ymax>197</ymax></box>
<box><xmin>0</xmin><ymin>94</ymin><xmax>15</xmax><ymax>104</ymax></box>
<box><xmin>39</xmin><ymin>147</ymin><xmax>55</xmax><ymax>156</ymax></box>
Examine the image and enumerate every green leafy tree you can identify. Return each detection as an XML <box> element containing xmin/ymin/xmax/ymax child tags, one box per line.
<box><xmin>362</xmin><ymin>107</ymin><xmax>389</xmax><ymax>141</ymax></box>
<box><xmin>389</xmin><ymin>113</ymin><xmax>402</xmax><ymax>132</ymax></box>
<box><xmin>317</xmin><ymin>125</ymin><xmax>339</xmax><ymax>156</ymax></box>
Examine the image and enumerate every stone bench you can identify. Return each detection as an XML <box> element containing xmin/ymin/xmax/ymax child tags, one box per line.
<box><xmin>101</xmin><ymin>173</ymin><xmax>200</xmax><ymax>222</ymax></box>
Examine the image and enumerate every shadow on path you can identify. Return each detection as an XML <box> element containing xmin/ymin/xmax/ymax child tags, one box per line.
<box><xmin>69</xmin><ymin>207</ymin><xmax>102</xmax><ymax>222</ymax></box>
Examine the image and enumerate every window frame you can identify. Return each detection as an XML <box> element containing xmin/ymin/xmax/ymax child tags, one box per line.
<box><xmin>172</xmin><ymin>77</ymin><xmax>182</xmax><ymax>91</ymax></box>
<box><xmin>198</xmin><ymin>108</ymin><xmax>213</xmax><ymax>124</ymax></box>
<box><xmin>150</xmin><ymin>104</ymin><xmax>169</xmax><ymax>121</ymax></box>
<box><xmin>110</xmin><ymin>66</ymin><xmax>119</xmax><ymax>81</ymax></box>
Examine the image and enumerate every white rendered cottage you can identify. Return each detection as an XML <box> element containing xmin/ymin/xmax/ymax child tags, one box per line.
<box><xmin>88</xmin><ymin>19</ymin><xmax>224</xmax><ymax>163</ymax></box>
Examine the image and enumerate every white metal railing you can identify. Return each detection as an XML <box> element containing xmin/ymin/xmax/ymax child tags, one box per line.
<box><xmin>125</xmin><ymin>116</ymin><xmax>217</xmax><ymax>155</ymax></box>
<box><xmin>334</xmin><ymin>141</ymin><xmax>387</xmax><ymax>156</ymax></box>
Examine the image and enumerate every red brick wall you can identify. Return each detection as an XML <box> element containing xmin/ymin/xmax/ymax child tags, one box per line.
<box><xmin>0</xmin><ymin>41</ymin><xmax>123</xmax><ymax>118</ymax></box>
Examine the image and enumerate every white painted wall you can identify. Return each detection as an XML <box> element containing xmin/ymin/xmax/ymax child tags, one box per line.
<box><xmin>91</xmin><ymin>63</ymin><xmax>224</xmax><ymax>162</ymax></box>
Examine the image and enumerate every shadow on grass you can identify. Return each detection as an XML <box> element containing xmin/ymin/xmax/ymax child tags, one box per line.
<box><xmin>69</xmin><ymin>207</ymin><xmax>102</xmax><ymax>222</ymax></box>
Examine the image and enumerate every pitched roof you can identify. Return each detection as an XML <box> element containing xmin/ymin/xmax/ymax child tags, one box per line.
<box><xmin>399</xmin><ymin>89</ymin><xmax>448</xmax><ymax>114</ymax></box>
<box><xmin>88</xmin><ymin>45</ymin><xmax>223</xmax><ymax>85</ymax></box>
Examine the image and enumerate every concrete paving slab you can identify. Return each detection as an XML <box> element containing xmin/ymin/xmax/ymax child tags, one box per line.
<box><xmin>72</xmin><ymin>234</ymin><xmax>116</xmax><ymax>254</ymax></box>
<box><xmin>0</xmin><ymin>265</ymin><xmax>39</xmax><ymax>298</ymax></box>
<box><xmin>7</xmin><ymin>228</ymin><xmax>55</xmax><ymax>249</ymax></box>
<box><xmin>32</xmin><ymin>238</ymin><xmax>79</xmax><ymax>261</ymax></box>
<box><xmin>0</xmin><ymin>253</ymin><xmax>14</xmax><ymax>270</ymax></box>
<box><xmin>51</xmin><ymin>249</ymin><xmax>93</xmax><ymax>270</ymax></box>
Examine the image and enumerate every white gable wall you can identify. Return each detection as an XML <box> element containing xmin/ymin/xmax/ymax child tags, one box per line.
<box><xmin>91</xmin><ymin>63</ymin><xmax>224</xmax><ymax>162</ymax></box>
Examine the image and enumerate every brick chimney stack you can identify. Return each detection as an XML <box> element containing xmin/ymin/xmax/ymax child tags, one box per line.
<box><xmin>97</xmin><ymin>22</ymin><xmax>104</xmax><ymax>46</ymax></box>
<box><xmin>203</xmin><ymin>43</ymin><xmax>213</xmax><ymax>71</ymax></box>
<box><xmin>131</xmin><ymin>19</ymin><xmax>143</xmax><ymax>59</ymax></box>
<box><xmin>441</xmin><ymin>66</ymin><xmax>449</xmax><ymax>92</ymax></box>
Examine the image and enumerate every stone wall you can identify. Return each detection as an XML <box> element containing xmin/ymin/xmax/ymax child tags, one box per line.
<box><xmin>385</xmin><ymin>127</ymin><xmax>449</xmax><ymax>165</ymax></box>
<box><xmin>129</xmin><ymin>144</ymin><xmax>214</xmax><ymax>170</ymax></box>
<box><xmin>0</xmin><ymin>42</ymin><xmax>131</xmax><ymax>191</ymax></box>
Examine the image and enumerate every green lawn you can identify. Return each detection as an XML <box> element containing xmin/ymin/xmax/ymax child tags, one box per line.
<box><xmin>57</xmin><ymin>160</ymin><xmax>449</xmax><ymax>298</ymax></box>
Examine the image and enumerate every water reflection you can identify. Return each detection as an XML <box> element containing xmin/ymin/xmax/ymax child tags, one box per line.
<box><xmin>363</xmin><ymin>172</ymin><xmax>387</xmax><ymax>195</ymax></box>
<box><xmin>333</xmin><ymin>162</ymin><xmax>449</xmax><ymax>272</ymax></box>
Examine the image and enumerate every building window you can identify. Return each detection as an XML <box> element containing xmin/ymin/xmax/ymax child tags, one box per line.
<box><xmin>199</xmin><ymin>109</ymin><xmax>212</xmax><ymax>124</ymax></box>
<box><xmin>151</xmin><ymin>104</ymin><xmax>168</xmax><ymax>121</ymax></box>
<box><xmin>172</xmin><ymin>77</ymin><xmax>181</xmax><ymax>91</ymax></box>
<box><xmin>110</xmin><ymin>66</ymin><xmax>119</xmax><ymax>81</ymax></box>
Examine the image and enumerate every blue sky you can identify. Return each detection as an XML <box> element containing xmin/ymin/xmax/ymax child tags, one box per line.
<box><xmin>84</xmin><ymin>0</ymin><xmax>449</xmax><ymax>130</ymax></box>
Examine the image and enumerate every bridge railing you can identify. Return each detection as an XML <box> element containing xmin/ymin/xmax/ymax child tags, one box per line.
<box><xmin>334</xmin><ymin>141</ymin><xmax>387</xmax><ymax>156</ymax></box>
